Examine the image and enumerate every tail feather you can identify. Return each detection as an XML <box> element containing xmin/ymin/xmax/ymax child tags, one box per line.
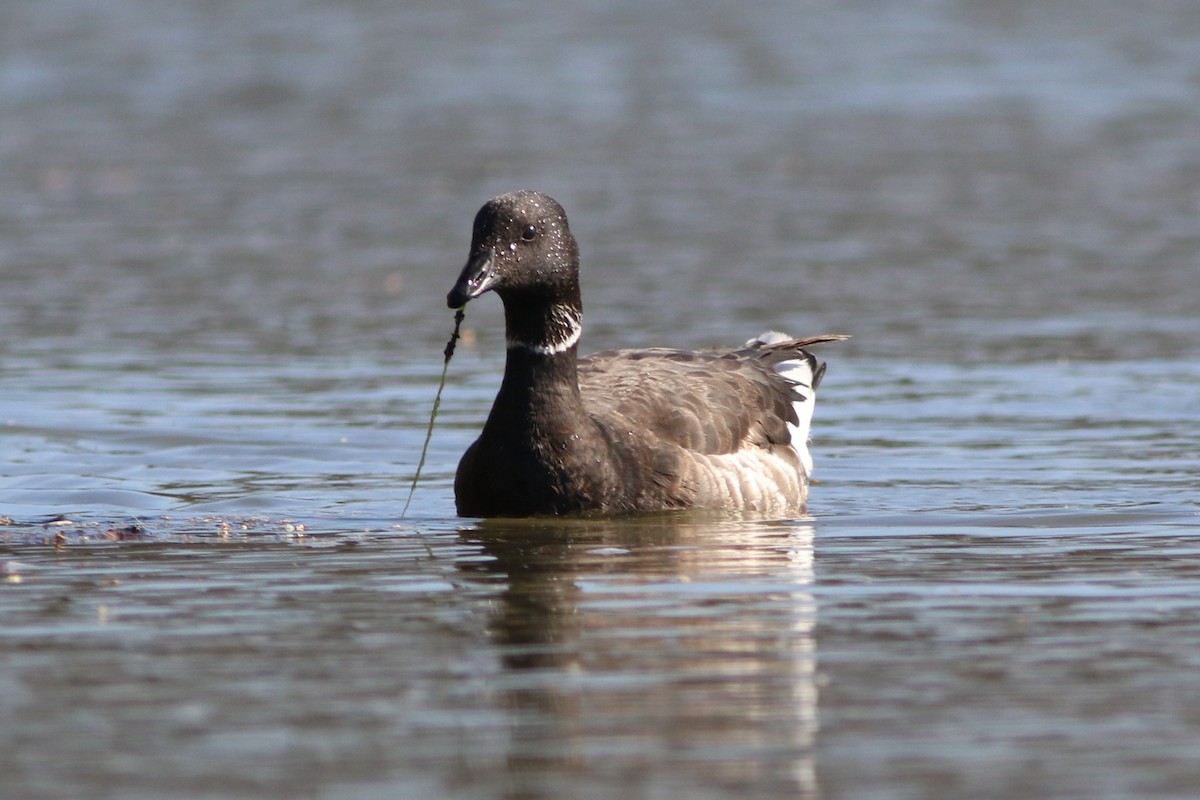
<box><xmin>742</xmin><ymin>331</ymin><xmax>849</xmax><ymax>478</ymax></box>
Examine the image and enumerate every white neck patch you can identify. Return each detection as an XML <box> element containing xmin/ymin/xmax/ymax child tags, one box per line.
<box><xmin>507</xmin><ymin>305</ymin><xmax>583</xmax><ymax>356</ymax></box>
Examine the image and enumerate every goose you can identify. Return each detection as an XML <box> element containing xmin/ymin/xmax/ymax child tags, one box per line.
<box><xmin>447</xmin><ymin>190</ymin><xmax>845</xmax><ymax>517</ymax></box>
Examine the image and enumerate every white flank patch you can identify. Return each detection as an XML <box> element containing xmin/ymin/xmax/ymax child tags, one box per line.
<box><xmin>745</xmin><ymin>330</ymin><xmax>792</xmax><ymax>347</ymax></box>
<box><xmin>775</xmin><ymin>354</ymin><xmax>817</xmax><ymax>479</ymax></box>
<box><xmin>763</xmin><ymin>343</ymin><xmax>820</xmax><ymax>474</ymax></box>
<box><xmin>744</xmin><ymin>331</ymin><xmax>821</xmax><ymax>478</ymax></box>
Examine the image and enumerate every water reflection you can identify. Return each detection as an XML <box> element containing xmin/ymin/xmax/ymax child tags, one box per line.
<box><xmin>457</xmin><ymin>517</ymin><xmax>819</xmax><ymax>798</ymax></box>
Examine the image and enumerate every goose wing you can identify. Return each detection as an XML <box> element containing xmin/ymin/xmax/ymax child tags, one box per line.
<box><xmin>577</xmin><ymin>335</ymin><xmax>843</xmax><ymax>455</ymax></box>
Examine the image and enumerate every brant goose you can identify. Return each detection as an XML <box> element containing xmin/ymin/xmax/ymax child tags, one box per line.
<box><xmin>447</xmin><ymin>190</ymin><xmax>845</xmax><ymax>517</ymax></box>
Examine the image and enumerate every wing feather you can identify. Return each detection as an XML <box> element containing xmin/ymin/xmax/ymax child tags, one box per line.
<box><xmin>579</xmin><ymin>347</ymin><xmax>795</xmax><ymax>455</ymax></box>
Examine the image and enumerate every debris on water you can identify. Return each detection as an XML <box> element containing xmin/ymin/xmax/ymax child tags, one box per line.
<box><xmin>587</xmin><ymin>547</ymin><xmax>632</xmax><ymax>557</ymax></box>
<box><xmin>102</xmin><ymin>523</ymin><xmax>146</xmax><ymax>541</ymax></box>
<box><xmin>2</xmin><ymin>560</ymin><xmax>30</xmax><ymax>584</ymax></box>
<box><xmin>1</xmin><ymin>515</ymin><xmax>318</xmax><ymax>546</ymax></box>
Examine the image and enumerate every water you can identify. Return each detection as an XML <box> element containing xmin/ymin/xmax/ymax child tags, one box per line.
<box><xmin>2</xmin><ymin>1</ymin><xmax>1199</xmax><ymax>797</ymax></box>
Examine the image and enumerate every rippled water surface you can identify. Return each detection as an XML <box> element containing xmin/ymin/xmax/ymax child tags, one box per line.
<box><xmin>3</xmin><ymin>1</ymin><xmax>1199</xmax><ymax>798</ymax></box>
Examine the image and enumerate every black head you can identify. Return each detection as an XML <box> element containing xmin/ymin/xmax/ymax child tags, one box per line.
<box><xmin>447</xmin><ymin>191</ymin><xmax>580</xmax><ymax>309</ymax></box>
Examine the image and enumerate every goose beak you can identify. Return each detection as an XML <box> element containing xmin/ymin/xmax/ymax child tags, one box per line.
<box><xmin>447</xmin><ymin>248</ymin><xmax>498</xmax><ymax>308</ymax></box>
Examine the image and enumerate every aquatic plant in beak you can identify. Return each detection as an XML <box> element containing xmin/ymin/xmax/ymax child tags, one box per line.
<box><xmin>401</xmin><ymin>307</ymin><xmax>466</xmax><ymax>518</ymax></box>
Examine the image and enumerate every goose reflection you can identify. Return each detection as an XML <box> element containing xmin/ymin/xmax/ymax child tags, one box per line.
<box><xmin>456</xmin><ymin>515</ymin><xmax>819</xmax><ymax>799</ymax></box>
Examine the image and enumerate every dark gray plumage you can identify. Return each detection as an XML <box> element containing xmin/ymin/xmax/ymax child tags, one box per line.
<box><xmin>447</xmin><ymin>190</ymin><xmax>845</xmax><ymax>517</ymax></box>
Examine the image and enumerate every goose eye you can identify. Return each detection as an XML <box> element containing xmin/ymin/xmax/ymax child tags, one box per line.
<box><xmin>521</xmin><ymin>225</ymin><xmax>538</xmax><ymax>241</ymax></box>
